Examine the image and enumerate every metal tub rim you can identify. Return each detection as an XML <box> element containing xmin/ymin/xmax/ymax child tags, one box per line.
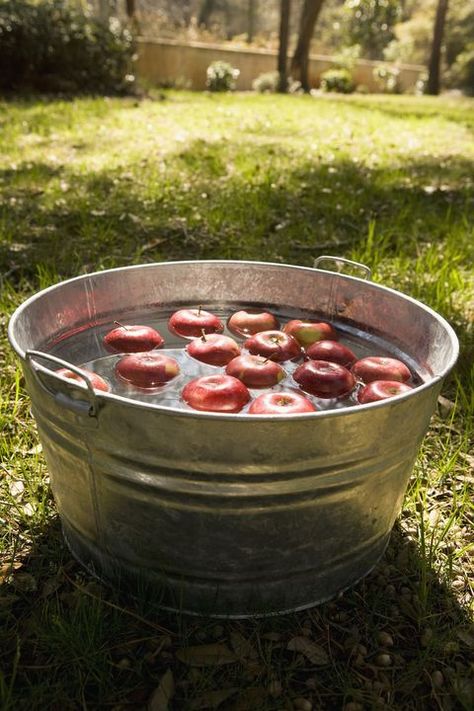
<box><xmin>8</xmin><ymin>259</ymin><xmax>459</xmax><ymax>421</ymax></box>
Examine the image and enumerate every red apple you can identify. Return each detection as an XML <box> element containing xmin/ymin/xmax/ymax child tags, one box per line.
<box><xmin>104</xmin><ymin>323</ymin><xmax>164</xmax><ymax>353</ymax></box>
<box><xmin>352</xmin><ymin>356</ymin><xmax>411</xmax><ymax>384</ymax></box>
<box><xmin>227</xmin><ymin>309</ymin><xmax>279</xmax><ymax>337</ymax></box>
<box><xmin>168</xmin><ymin>307</ymin><xmax>223</xmax><ymax>339</ymax></box>
<box><xmin>115</xmin><ymin>352</ymin><xmax>180</xmax><ymax>388</ymax></box>
<box><xmin>57</xmin><ymin>367</ymin><xmax>110</xmax><ymax>392</ymax></box>
<box><xmin>306</xmin><ymin>340</ymin><xmax>356</xmax><ymax>367</ymax></box>
<box><xmin>182</xmin><ymin>375</ymin><xmax>250</xmax><ymax>413</ymax></box>
<box><xmin>283</xmin><ymin>319</ymin><xmax>338</xmax><ymax>348</ymax></box>
<box><xmin>225</xmin><ymin>354</ymin><xmax>286</xmax><ymax>388</ymax></box>
<box><xmin>186</xmin><ymin>332</ymin><xmax>240</xmax><ymax>367</ymax></box>
<box><xmin>357</xmin><ymin>380</ymin><xmax>413</xmax><ymax>404</ymax></box>
<box><xmin>249</xmin><ymin>391</ymin><xmax>317</xmax><ymax>415</ymax></box>
<box><xmin>244</xmin><ymin>330</ymin><xmax>301</xmax><ymax>362</ymax></box>
<box><xmin>293</xmin><ymin>360</ymin><xmax>355</xmax><ymax>398</ymax></box>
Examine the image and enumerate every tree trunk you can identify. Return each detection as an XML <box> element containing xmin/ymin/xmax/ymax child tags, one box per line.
<box><xmin>278</xmin><ymin>0</ymin><xmax>292</xmax><ymax>93</ymax></box>
<box><xmin>291</xmin><ymin>0</ymin><xmax>325</xmax><ymax>92</ymax></box>
<box><xmin>426</xmin><ymin>0</ymin><xmax>449</xmax><ymax>95</ymax></box>
<box><xmin>182</xmin><ymin>0</ymin><xmax>192</xmax><ymax>27</ymax></box>
<box><xmin>125</xmin><ymin>0</ymin><xmax>136</xmax><ymax>19</ymax></box>
<box><xmin>247</xmin><ymin>0</ymin><xmax>257</xmax><ymax>44</ymax></box>
<box><xmin>198</xmin><ymin>0</ymin><xmax>216</xmax><ymax>28</ymax></box>
<box><xmin>125</xmin><ymin>0</ymin><xmax>140</xmax><ymax>33</ymax></box>
<box><xmin>98</xmin><ymin>0</ymin><xmax>110</xmax><ymax>23</ymax></box>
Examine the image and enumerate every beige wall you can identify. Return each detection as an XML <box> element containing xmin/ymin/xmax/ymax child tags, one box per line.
<box><xmin>136</xmin><ymin>38</ymin><xmax>425</xmax><ymax>93</ymax></box>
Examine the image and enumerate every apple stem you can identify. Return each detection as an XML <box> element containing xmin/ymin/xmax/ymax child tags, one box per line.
<box><xmin>114</xmin><ymin>320</ymin><xmax>130</xmax><ymax>331</ymax></box>
<box><xmin>197</xmin><ymin>304</ymin><xmax>202</xmax><ymax>317</ymax></box>
<box><xmin>200</xmin><ymin>328</ymin><xmax>207</xmax><ymax>342</ymax></box>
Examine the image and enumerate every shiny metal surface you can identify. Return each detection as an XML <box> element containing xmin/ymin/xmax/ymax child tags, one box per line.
<box><xmin>8</xmin><ymin>260</ymin><xmax>459</xmax><ymax>617</ymax></box>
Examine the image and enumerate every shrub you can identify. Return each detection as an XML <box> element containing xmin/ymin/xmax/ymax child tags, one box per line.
<box><xmin>252</xmin><ymin>71</ymin><xmax>279</xmax><ymax>93</ymax></box>
<box><xmin>446</xmin><ymin>44</ymin><xmax>474</xmax><ymax>95</ymax></box>
<box><xmin>320</xmin><ymin>68</ymin><xmax>355</xmax><ymax>93</ymax></box>
<box><xmin>206</xmin><ymin>61</ymin><xmax>240</xmax><ymax>92</ymax></box>
<box><xmin>373</xmin><ymin>64</ymin><xmax>401</xmax><ymax>93</ymax></box>
<box><xmin>252</xmin><ymin>71</ymin><xmax>302</xmax><ymax>94</ymax></box>
<box><xmin>0</xmin><ymin>0</ymin><xmax>135</xmax><ymax>94</ymax></box>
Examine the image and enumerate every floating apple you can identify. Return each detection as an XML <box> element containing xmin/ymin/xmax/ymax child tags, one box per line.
<box><xmin>225</xmin><ymin>354</ymin><xmax>286</xmax><ymax>388</ymax></box>
<box><xmin>186</xmin><ymin>332</ymin><xmax>240</xmax><ymax>367</ymax></box>
<box><xmin>227</xmin><ymin>309</ymin><xmax>279</xmax><ymax>337</ymax></box>
<box><xmin>293</xmin><ymin>359</ymin><xmax>355</xmax><ymax>398</ymax></box>
<box><xmin>283</xmin><ymin>319</ymin><xmax>338</xmax><ymax>348</ymax></box>
<box><xmin>352</xmin><ymin>356</ymin><xmax>411</xmax><ymax>384</ymax></box>
<box><xmin>57</xmin><ymin>367</ymin><xmax>110</xmax><ymax>392</ymax></box>
<box><xmin>115</xmin><ymin>352</ymin><xmax>180</xmax><ymax>388</ymax></box>
<box><xmin>182</xmin><ymin>375</ymin><xmax>250</xmax><ymax>413</ymax></box>
<box><xmin>168</xmin><ymin>307</ymin><xmax>223</xmax><ymax>339</ymax></box>
<box><xmin>306</xmin><ymin>340</ymin><xmax>356</xmax><ymax>368</ymax></box>
<box><xmin>249</xmin><ymin>391</ymin><xmax>317</xmax><ymax>415</ymax></box>
<box><xmin>104</xmin><ymin>322</ymin><xmax>164</xmax><ymax>353</ymax></box>
<box><xmin>244</xmin><ymin>330</ymin><xmax>301</xmax><ymax>362</ymax></box>
<box><xmin>357</xmin><ymin>380</ymin><xmax>413</xmax><ymax>404</ymax></box>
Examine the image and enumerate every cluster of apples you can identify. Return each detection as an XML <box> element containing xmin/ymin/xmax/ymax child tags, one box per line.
<box><xmin>56</xmin><ymin>306</ymin><xmax>414</xmax><ymax>415</ymax></box>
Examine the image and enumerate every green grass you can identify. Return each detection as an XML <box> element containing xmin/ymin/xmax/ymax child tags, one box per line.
<box><xmin>1</xmin><ymin>91</ymin><xmax>473</xmax><ymax>710</ymax></box>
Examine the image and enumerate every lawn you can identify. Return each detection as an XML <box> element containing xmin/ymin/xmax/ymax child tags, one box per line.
<box><xmin>0</xmin><ymin>92</ymin><xmax>473</xmax><ymax>710</ymax></box>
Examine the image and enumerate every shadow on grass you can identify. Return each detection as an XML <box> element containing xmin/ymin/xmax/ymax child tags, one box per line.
<box><xmin>1</xmin><ymin>148</ymin><xmax>472</xmax><ymax>277</ymax></box>
<box><xmin>1</xmin><ymin>517</ymin><xmax>473</xmax><ymax>710</ymax></box>
<box><xmin>329</xmin><ymin>95</ymin><xmax>474</xmax><ymax>132</ymax></box>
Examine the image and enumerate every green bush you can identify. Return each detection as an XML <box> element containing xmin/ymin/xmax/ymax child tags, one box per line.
<box><xmin>320</xmin><ymin>68</ymin><xmax>355</xmax><ymax>93</ymax></box>
<box><xmin>252</xmin><ymin>71</ymin><xmax>302</xmax><ymax>94</ymax></box>
<box><xmin>446</xmin><ymin>44</ymin><xmax>474</xmax><ymax>95</ymax></box>
<box><xmin>373</xmin><ymin>64</ymin><xmax>401</xmax><ymax>93</ymax></box>
<box><xmin>206</xmin><ymin>61</ymin><xmax>240</xmax><ymax>92</ymax></box>
<box><xmin>0</xmin><ymin>0</ymin><xmax>135</xmax><ymax>94</ymax></box>
<box><xmin>252</xmin><ymin>71</ymin><xmax>280</xmax><ymax>93</ymax></box>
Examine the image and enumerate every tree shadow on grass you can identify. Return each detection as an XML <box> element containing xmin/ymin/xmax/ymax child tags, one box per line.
<box><xmin>1</xmin><ymin>513</ymin><xmax>473</xmax><ymax>710</ymax></box>
<box><xmin>320</xmin><ymin>95</ymin><xmax>474</xmax><ymax>132</ymax></box>
<box><xmin>1</xmin><ymin>146</ymin><xmax>472</xmax><ymax>278</ymax></box>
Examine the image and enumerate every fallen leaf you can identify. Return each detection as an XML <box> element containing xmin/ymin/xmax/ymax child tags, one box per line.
<box><xmin>176</xmin><ymin>644</ymin><xmax>238</xmax><ymax>667</ymax></box>
<box><xmin>27</xmin><ymin>444</ymin><xmax>42</xmax><ymax>455</ymax></box>
<box><xmin>0</xmin><ymin>594</ymin><xmax>20</xmax><ymax>610</ymax></box>
<box><xmin>230</xmin><ymin>632</ymin><xmax>258</xmax><ymax>660</ymax></box>
<box><xmin>139</xmin><ymin>237</ymin><xmax>167</xmax><ymax>253</ymax></box>
<box><xmin>189</xmin><ymin>687</ymin><xmax>239</xmax><ymax>709</ymax></box>
<box><xmin>455</xmin><ymin>628</ymin><xmax>474</xmax><ymax>649</ymax></box>
<box><xmin>452</xmin><ymin>675</ymin><xmax>474</xmax><ymax>709</ymax></box>
<box><xmin>0</xmin><ymin>561</ymin><xmax>23</xmax><ymax>581</ymax></box>
<box><xmin>287</xmin><ymin>636</ymin><xmax>329</xmax><ymax>665</ymax></box>
<box><xmin>23</xmin><ymin>503</ymin><xmax>36</xmax><ymax>517</ymax></box>
<box><xmin>148</xmin><ymin>668</ymin><xmax>174</xmax><ymax>711</ymax></box>
<box><xmin>459</xmin><ymin>452</ymin><xmax>474</xmax><ymax>470</ymax></box>
<box><xmin>228</xmin><ymin>687</ymin><xmax>266</xmax><ymax>710</ymax></box>
<box><xmin>428</xmin><ymin>508</ymin><xmax>441</xmax><ymax>527</ymax></box>
<box><xmin>42</xmin><ymin>575</ymin><xmax>63</xmax><ymax>598</ymax></box>
<box><xmin>12</xmin><ymin>572</ymin><xmax>37</xmax><ymax>592</ymax></box>
<box><xmin>437</xmin><ymin>395</ymin><xmax>455</xmax><ymax>417</ymax></box>
<box><xmin>9</xmin><ymin>480</ymin><xmax>24</xmax><ymax>498</ymax></box>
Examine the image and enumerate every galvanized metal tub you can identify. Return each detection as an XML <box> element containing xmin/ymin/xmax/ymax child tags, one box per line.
<box><xmin>8</xmin><ymin>259</ymin><xmax>458</xmax><ymax>617</ymax></box>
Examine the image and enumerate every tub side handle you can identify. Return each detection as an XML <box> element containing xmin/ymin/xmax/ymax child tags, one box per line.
<box><xmin>313</xmin><ymin>255</ymin><xmax>372</xmax><ymax>280</ymax></box>
<box><xmin>25</xmin><ymin>350</ymin><xmax>99</xmax><ymax>418</ymax></box>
